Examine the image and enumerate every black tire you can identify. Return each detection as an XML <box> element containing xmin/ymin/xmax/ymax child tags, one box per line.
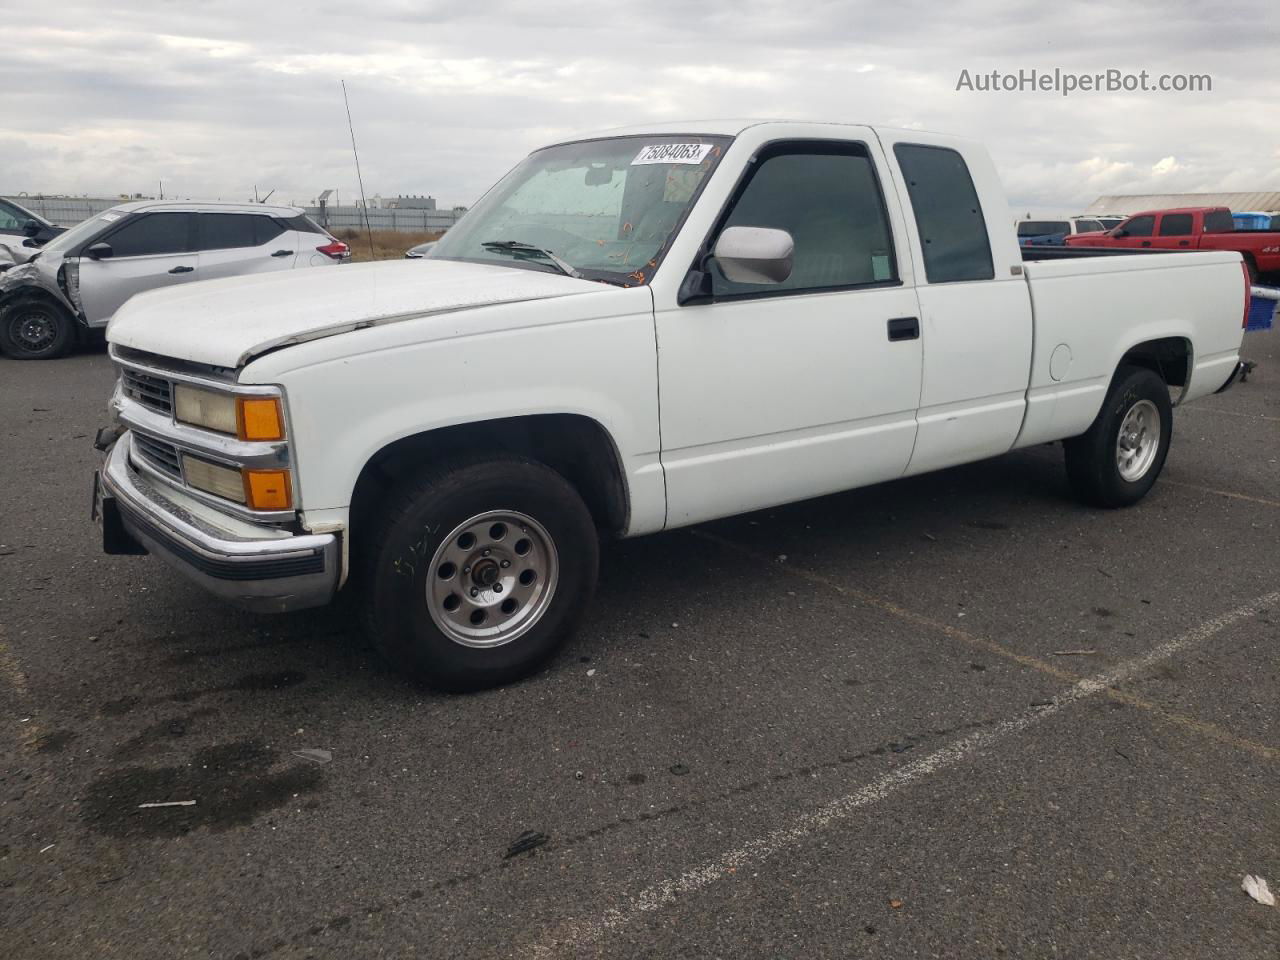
<box><xmin>1064</xmin><ymin>365</ymin><xmax>1172</xmax><ymax>508</ymax></box>
<box><xmin>0</xmin><ymin>299</ymin><xmax>75</xmax><ymax>360</ymax></box>
<box><xmin>359</xmin><ymin>455</ymin><xmax>599</xmax><ymax>691</ymax></box>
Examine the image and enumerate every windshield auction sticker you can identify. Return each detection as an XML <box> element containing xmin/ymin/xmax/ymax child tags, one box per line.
<box><xmin>632</xmin><ymin>143</ymin><xmax>715</xmax><ymax>165</ymax></box>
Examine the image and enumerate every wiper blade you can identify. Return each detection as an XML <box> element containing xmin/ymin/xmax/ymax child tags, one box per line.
<box><xmin>480</xmin><ymin>240</ymin><xmax>584</xmax><ymax>279</ymax></box>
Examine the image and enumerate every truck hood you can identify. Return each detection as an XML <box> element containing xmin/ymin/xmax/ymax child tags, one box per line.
<box><xmin>107</xmin><ymin>259</ymin><xmax>605</xmax><ymax>368</ymax></box>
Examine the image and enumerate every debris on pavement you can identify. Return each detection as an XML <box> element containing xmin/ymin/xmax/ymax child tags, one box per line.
<box><xmin>1052</xmin><ymin>649</ymin><xmax>1098</xmax><ymax>656</ymax></box>
<box><xmin>586</xmin><ymin>668</ymin><xmax>596</xmax><ymax>677</ymax></box>
<box><xmin>39</xmin><ymin>843</ymin><xmax>54</xmax><ymax>853</ymax></box>
<box><xmin>292</xmin><ymin>748</ymin><xmax>333</xmax><ymax>765</ymax></box>
<box><xmin>504</xmin><ymin>830</ymin><xmax>549</xmax><ymax>859</ymax></box>
<box><xmin>889</xmin><ymin>899</ymin><xmax>903</xmax><ymax>909</ymax></box>
<box><xmin>670</xmin><ymin>763</ymin><xmax>689</xmax><ymax>776</ymax></box>
<box><xmin>1242</xmin><ymin>874</ymin><xmax>1275</xmax><ymax>906</ymax></box>
<box><xmin>138</xmin><ymin>800</ymin><xmax>197</xmax><ymax>809</ymax></box>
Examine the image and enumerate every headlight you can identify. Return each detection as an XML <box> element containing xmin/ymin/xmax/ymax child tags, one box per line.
<box><xmin>174</xmin><ymin>385</ymin><xmax>237</xmax><ymax>435</ymax></box>
<box><xmin>174</xmin><ymin>385</ymin><xmax>284</xmax><ymax>441</ymax></box>
<box><xmin>181</xmin><ymin>455</ymin><xmax>293</xmax><ymax>510</ymax></box>
<box><xmin>182</xmin><ymin>455</ymin><xmax>247</xmax><ymax>503</ymax></box>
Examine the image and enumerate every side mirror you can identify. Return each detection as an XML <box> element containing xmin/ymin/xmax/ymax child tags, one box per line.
<box><xmin>85</xmin><ymin>242</ymin><xmax>114</xmax><ymax>260</ymax></box>
<box><xmin>22</xmin><ymin>219</ymin><xmax>41</xmax><ymax>238</ymax></box>
<box><xmin>711</xmin><ymin>226</ymin><xmax>794</xmax><ymax>284</ymax></box>
<box><xmin>1112</xmin><ymin>229</ymin><xmax>1128</xmax><ymax>238</ymax></box>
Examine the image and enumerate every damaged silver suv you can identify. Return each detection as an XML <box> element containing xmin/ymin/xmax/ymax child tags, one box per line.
<box><xmin>0</xmin><ymin>200</ymin><xmax>349</xmax><ymax>360</ymax></box>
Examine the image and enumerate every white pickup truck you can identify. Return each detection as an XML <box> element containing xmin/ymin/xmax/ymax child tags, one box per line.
<box><xmin>95</xmin><ymin>120</ymin><xmax>1250</xmax><ymax>690</ymax></box>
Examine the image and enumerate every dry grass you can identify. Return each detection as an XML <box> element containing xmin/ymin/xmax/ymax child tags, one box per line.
<box><xmin>333</xmin><ymin>227</ymin><xmax>443</xmax><ymax>263</ymax></box>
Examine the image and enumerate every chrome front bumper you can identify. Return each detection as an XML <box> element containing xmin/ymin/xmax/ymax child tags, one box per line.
<box><xmin>96</xmin><ymin>433</ymin><xmax>339</xmax><ymax>613</ymax></box>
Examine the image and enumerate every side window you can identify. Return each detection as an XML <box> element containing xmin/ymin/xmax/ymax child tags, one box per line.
<box><xmin>1158</xmin><ymin>213</ymin><xmax>1193</xmax><ymax>236</ymax></box>
<box><xmin>200</xmin><ymin>214</ymin><xmax>259</xmax><ymax>250</ymax></box>
<box><xmin>278</xmin><ymin>214</ymin><xmax>326</xmax><ymax>236</ymax></box>
<box><xmin>0</xmin><ymin>201</ymin><xmax>26</xmax><ymax>233</ymax></box>
<box><xmin>710</xmin><ymin>142</ymin><xmax>898</xmax><ymax>298</ymax></box>
<box><xmin>1123</xmin><ymin>216</ymin><xmax>1155</xmax><ymax>237</ymax></box>
<box><xmin>104</xmin><ymin>213</ymin><xmax>194</xmax><ymax>257</ymax></box>
<box><xmin>1075</xmin><ymin>220</ymin><xmax>1102</xmax><ymax>232</ymax></box>
<box><xmin>254</xmin><ymin>216</ymin><xmax>285</xmax><ymax>245</ymax></box>
<box><xmin>1203</xmin><ymin>210</ymin><xmax>1235</xmax><ymax>233</ymax></box>
<box><xmin>893</xmin><ymin>144</ymin><xmax>994</xmax><ymax>283</ymax></box>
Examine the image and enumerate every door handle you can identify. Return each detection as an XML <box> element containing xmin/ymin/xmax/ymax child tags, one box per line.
<box><xmin>887</xmin><ymin>317</ymin><xmax>920</xmax><ymax>342</ymax></box>
<box><xmin>271</xmin><ymin>249</ymin><xmax>294</xmax><ymax>258</ymax></box>
<box><xmin>1179</xmin><ymin>240</ymin><xmax>1190</xmax><ymax>247</ymax></box>
<box><xmin>168</xmin><ymin>265</ymin><xmax>194</xmax><ymax>274</ymax></box>
<box><xmin>1141</xmin><ymin>241</ymin><xmax>1152</xmax><ymax>247</ymax></box>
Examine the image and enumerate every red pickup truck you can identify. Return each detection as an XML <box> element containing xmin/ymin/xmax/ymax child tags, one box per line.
<box><xmin>1065</xmin><ymin>206</ymin><xmax>1280</xmax><ymax>281</ymax></box>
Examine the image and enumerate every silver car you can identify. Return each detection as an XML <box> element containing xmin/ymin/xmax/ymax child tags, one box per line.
<box><xmin>0</xmin><ymin>197</ymin><xmax>62</xmax><ymax>272</ymax></box>
<box><xmin>0</xmin><ymin>200</ymin><xmax>350</xmax><ymax>360</ymax></box>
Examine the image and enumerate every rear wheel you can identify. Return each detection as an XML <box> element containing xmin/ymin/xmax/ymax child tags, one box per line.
<box><xmin>0</xmin><ymin>300</ymin><xmax>75</xmax><ymax>360</ymax></box>
<box><xmin>359</xmin><ymin>456</ymin><xmax>599</xmax><ymax>690</ymax></box>
<box><xmin>1064</xmin><ymin>365</ymin><xmax>1172</xmax><ymax>508</ymax></box>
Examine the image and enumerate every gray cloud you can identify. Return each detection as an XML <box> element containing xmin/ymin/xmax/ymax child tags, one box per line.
<box><xmin>2</xmin><ymin>0</ymin><xmax>1277</xmax><ymax>213</ymax></box>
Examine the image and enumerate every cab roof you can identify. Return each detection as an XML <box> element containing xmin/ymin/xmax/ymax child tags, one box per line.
<box><xmin>1128</xmin><ymin>206</ymin><xmax>1229</xmax><ymax>218</ymax></box>
<box><xmin>557</xmin><ymin>119</ymin><xmax>962</xmax><ymax>146</ymax></box>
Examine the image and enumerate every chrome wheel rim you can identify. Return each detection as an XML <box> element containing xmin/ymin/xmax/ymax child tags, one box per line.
<box><xmin>1115</xmin><ymin>398</ymin><xmax>1161</xmax><ymax>482</ymax></box>
<box><xmin>425</xmin><ymin>510</ymin><xmax>559</xmax><ymax>649</ymax></box>
<box><xmin>11</xmin><ymin>311</ymin><xmax>55</xmax><ymax>352</ymax></box>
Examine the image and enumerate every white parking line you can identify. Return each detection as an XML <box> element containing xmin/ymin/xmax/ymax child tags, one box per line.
<box><xmin>529</xmin><ymin>589</ymin><xmax>1280</xmax><ymax>957</ymax></box>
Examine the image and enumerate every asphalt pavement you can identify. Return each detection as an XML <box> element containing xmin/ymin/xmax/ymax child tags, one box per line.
<box><xmin>1</xmin><ymin>327</ymin><xmax>1277</xmax><ymax>958</ymax></box>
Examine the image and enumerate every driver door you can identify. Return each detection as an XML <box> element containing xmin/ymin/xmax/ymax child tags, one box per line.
<box><xmin>655</xmin><ymin>136</ymin><xmax>923</xmax><ymax>527</ymax></box>
<box><xmin>77</xmin><ymin>212</ymin><xmax>199</xmax><ymax>325</ymax></box>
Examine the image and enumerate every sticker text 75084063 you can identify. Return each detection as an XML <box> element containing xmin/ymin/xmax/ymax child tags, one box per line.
<box><xmin>632</xmin><ymin>143</ymin><xmax>714</xmax><ymax>165</ymax></box>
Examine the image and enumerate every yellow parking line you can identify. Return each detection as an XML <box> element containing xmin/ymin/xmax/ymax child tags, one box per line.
<box><xmin>1163</xmin><ymin>479</ymin><xmax>1280</xmax><ymax>509</ymax></box>
<box><xmin>692</xmin><ymin>529</ymin><xmax>1279</xmax><ymax>763</ymax></box>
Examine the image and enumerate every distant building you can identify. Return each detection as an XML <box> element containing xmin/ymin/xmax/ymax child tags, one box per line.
<box><xmin>1087</xmin><ymin>192</ymin><xmax>1280</xmax><ymax>215</ymax></box>
<box><xmin>381</xmin><ymin>195</ymin><xmax>438</xmax><ymax>211</ymax></box>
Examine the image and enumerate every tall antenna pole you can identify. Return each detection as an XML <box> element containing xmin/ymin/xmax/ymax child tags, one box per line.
<box><xmin>341</xmin><ymin>80</ymin><xmax>376</xmax><ymax>262</ymax></box>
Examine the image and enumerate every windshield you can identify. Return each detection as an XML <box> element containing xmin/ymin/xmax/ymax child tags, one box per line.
<box><xmin>430</xmin><ymin>135</ymin><xmax>732</xmax><ymax>285</ymax></box>
<box><xmin>39</xmin><ymin>208</ymin><xmax>128</xmax><ymax>255</ymax></box>
<box><xmin>1018</xmin><ymin>220</ymin><xmax>1071</xmax><ymax>237</ymax></box>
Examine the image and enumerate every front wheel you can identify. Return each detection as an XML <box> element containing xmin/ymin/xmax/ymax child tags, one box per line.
<box><xmin>0</xmin><ymin>300</ymin><xmax>76</xmax><ymax>360</ymax></box>
<box><xmin>359</xmin><ymin>456</ymin><xmax>599</xmax><ymax>691</ymax></box>
<box><xmin>1064</xmin><ymin>365</ymin><xmax>1172</xmax><ymax>508</ymax></box>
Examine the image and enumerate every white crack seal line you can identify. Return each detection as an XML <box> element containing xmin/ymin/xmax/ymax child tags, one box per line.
<box><xmin>530</xmin><ymin>590</ymin><xmax>1280</xmax><ymax>957</ymax></box>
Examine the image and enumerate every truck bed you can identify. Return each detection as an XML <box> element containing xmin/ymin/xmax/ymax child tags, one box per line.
<box><xmin>1014</xmin><ymin>248</ymin><xmax>1246</xmax><ymax>449</ymax></box>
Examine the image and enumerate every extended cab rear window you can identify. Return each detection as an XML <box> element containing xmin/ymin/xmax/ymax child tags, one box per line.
<box><xmin>894</xmin><ymin>144</ymin><xmax>994</xmax><ymax>283</ymax></box>
<box><xmin>1203</xmin><ymin>210</ymin><xmax>1235</xmax><ymax>233</ymax></box>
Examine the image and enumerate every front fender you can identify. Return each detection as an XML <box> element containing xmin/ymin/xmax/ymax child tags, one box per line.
<box><xmin>0</xmin><ymin>262</ymin><xmax>78</xmax><ymax>319</ymax></box>
<box><xmin>240</xmin><ymin>291</ymin><xmax>668</xmax><ymax>537</ymax></box>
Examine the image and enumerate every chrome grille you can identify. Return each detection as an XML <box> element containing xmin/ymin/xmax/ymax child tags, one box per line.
<box><xmin>132</xmin><ymin>433</ymin><xmax>183</xmax><ymax>481</ymax></box>
<box><xmin>121</xmin><ymin>368</ymin><xmax>173</xmax><ymax>415</ymax></box>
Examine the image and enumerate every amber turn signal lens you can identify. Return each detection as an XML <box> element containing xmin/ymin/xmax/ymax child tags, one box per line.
<box><xmin>243</xmin><ymin>469</ymin><xmax>292</xmax><ymax>510</ymax></box>
<box><xmin>237</xmin><ymin>397</ymin><xmax>284</xmax><ymax>441</ymax></box>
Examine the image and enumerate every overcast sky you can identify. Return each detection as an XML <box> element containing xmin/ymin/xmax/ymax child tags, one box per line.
<box><xmin>4</xmin><ymin>0</ymin><xmax>1277</xmax><ymax>213</ymax></box>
